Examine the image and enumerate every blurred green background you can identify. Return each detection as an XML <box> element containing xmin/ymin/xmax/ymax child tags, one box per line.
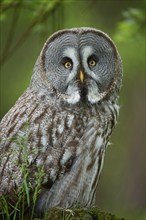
<box><xmin>0</xmin><ymin>0</ymin><xmax>145</xmax><ymax>219</ymax></box>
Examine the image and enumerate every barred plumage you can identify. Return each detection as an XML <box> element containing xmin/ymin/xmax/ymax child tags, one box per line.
<box><xmin>0</xmin><ymin>27</ymin><xmax>122</xmax><ymax>217</ymax></box>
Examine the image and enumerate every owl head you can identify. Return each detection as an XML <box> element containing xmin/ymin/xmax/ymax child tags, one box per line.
<box><xmin>30</xmin><ymin>28</ymin><xmax>122</xmax><ymax>105</ymax></box>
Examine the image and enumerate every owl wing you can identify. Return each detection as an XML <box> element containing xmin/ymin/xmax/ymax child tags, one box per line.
<box><xmin>0</xmin><ymin>89</ymin><xmax>42</xmax><ymax>200</ymax></box>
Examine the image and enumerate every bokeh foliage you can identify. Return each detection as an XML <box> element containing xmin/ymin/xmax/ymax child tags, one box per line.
<box><xmin>0</xmin><ymin>0</ymin><xmax>145</xmax><ymax>220</ymax></box>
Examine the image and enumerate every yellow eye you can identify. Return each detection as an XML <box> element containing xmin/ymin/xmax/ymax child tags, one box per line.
<box><xmin>64</xmin><ymin>61</ymin><xmax>72</xmax><ymax>69</ymax></box>
<box><xmin>88</xmin><ymin>59</ymin><xmax>97</xmax><ymax>67</ymax></box>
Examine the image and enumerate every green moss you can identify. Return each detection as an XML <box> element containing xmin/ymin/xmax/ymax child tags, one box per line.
<box><xmin>88</xmin><ymin>207</ymin><xmax>126</xmax><ymax>220</ymax></box>
<box><xmin>44</xmin><ymin>208</ymin><xmax>63</xmax><ymax>220</ymax></box>
<box><xmin>43</xmin><ymin>207</ymin><xmax>126</xmax><ymax>220</ymax></box>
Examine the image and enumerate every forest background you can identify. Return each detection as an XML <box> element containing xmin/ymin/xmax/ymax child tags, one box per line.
<box><xmin>0</xmin><ymin>0</ymin><xmax>145</xmax><ymax>220</ymax></box>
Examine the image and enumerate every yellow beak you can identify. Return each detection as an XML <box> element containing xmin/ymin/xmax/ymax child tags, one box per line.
<box><xmin>79</xmin><ymin>70</ymin><xmax>84</xmax><ymax>83</ymax></box>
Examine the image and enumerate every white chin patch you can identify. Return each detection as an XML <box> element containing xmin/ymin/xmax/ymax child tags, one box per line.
<box><xmin>65</xmin><ymin>85</ymin><xmax>80</xmax><ymax>104</ymax></box>
<box><xmin>66</xmin><ymin>91</ymin><xmax>80</xmax><ymax>104</ymax></box>
<box><xmin>88</xmin><ymin>86</ymin><xmax>107</xmax><ymax>103</ymax></box>
<box><xmin>63</xmin><ymin>84</ymin><xmax>107</xmax><ymax>105</ymax></box>
<box><xmin>88</xmin><ymin>91</ymin><xmax>106</xmax><ymax>104</ymax></box>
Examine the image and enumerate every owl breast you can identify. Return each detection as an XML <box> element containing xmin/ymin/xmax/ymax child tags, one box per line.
<box><xmin>0</xmin><ymin>88</ymin><xmax>118</xmax><ymax>216</ymax></box>
<box><xmin>28</xmin><ymin>98</ymin><xmax>117</xmax><ymax>215</ymax></box>
<box><xmin>35</xmin><ymin>110</ymin><xmax>108</xmax><ymax>215</ymax></box>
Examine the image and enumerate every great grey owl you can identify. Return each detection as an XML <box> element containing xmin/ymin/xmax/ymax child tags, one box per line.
<box><xmin>0</xmin><ymin>27</ymin><xmax>122</xmax><ymax>218</ymax></box>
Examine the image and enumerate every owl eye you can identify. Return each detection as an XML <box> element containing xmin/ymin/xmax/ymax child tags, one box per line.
<box><xmin>88</xmin><ymin>59</ymin><xmax>96</xmax><ymax>67</ymax></box>
<box><xmin>64</xmin><ymin>61</ymin><xmax>72</xmax><ymax>69</ymax></box>
<box><xmin>62</xmin><ymin>57</ymin><xmax>73</xmax><ymax>69</ymax></box>
<box><xmin>88</xmin><ymin>55</ymin><xmax>99</xmax><ymax>68</ymax></box>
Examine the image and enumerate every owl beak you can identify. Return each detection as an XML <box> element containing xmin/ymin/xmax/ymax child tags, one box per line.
<box><xmin>79</xmin><ymin>70</ymin><xmax>84</xmax><ymax>83</ymax></box>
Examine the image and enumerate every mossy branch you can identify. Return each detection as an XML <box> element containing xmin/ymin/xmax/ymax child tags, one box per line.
<box><xmin>43</xmin><ymin>207</ymin><xmax>126</xmax><ymax>220</ymax></box>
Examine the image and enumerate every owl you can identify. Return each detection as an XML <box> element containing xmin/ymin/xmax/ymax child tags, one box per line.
<box><xmin>0</xmin><ymin>28</ymin><xmax>122</xmax><ymax>218</ymax></box>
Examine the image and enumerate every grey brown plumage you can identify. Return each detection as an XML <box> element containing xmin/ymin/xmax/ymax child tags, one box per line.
<box><xmin>0</xmin><ymin>27</ymin><xmax>122</xmax><ymax>217</ymax></box>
